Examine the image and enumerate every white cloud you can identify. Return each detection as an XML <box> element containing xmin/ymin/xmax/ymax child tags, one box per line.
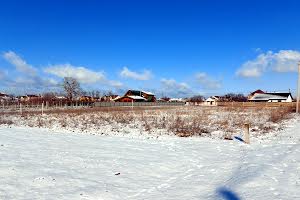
<box><xmin>44</xmin><ymin>64</ymin><xmax>106</xmax><ymax>84</ymax></box>
<box><xmin>1</xmin><ymin>51</ymin><xmax>58</xmax><ymax>91</ymax></box>
<box><xmin>44</xmin><ymin>63</ymin><xmax>123</xmax><ymax>88</ymax></box>
<box><xmin>161</xmin><ymin>78</ymin><xmax>189</xmax><ymax>90</ymax></box>
<box><xmin>271</xmin><ymin>50</ymin><xmax>300</xmax><ymax>72</ymax></box>
<box><xmin>160</xmin><ymin>78</ymin><xmax>194</xmax><ymax>97</ymax></box>
<box><xmin>9</xmin><ymin>76</ymin><xmax>58</xmax><ymax>87</ymax></box>
<box><xmin>1</xmin><ymin>51</ymin><xmax>123</xmax><ymax>92</ymax></box>
<box><xmin>195</xmin><ymin>73</ymin><xmax>222</xmax><ymax>90</ymax></box>
<box><xmin>236</xmin><ymin>50</ymin><xmax>300</xmax><ymax>78</ymax></box>
<box><xmin>120</xmin><ymin>66</ymin><xmax>152</xmax><ymax>81</ymax></box>
<box><xmin>3</xmin><ymin>51</ymin><xmax>37</xmax><ymax>76</ymax></box>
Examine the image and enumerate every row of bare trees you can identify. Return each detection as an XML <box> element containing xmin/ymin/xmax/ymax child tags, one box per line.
<box><xmin>187</xmin><ymin>93</ymin><xmax>247</xmax><ymax>102</ymax></box>
<box><xmin>2</xmin><ymin>77</ymin><xmax>249</xmax><ymax>103</ymax></box>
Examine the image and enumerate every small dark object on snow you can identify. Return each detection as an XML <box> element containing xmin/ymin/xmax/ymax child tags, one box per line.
<box><xmin>234</xmin><ymin>136</ymin><xmax>245</xmax><ymax>143</ymax></box>
<box><xmin>115</xmin><ymin>172</ymin><xmax>121</xmax><ymax>176</ymax></box>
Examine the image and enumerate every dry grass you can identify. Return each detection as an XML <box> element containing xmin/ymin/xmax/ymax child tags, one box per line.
<box><xmin>0</xmin><ymin>105</ymin><xmax>295</xmax><ymax>138</ymax></box>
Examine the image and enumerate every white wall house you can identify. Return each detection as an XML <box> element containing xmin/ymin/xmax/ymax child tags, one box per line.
<box><xmin>205</xmin><ymin>96</ymin><xmax>220</xmax><ymax>106</ymax></box>
<box><xmin>248</xmin><ymin>93</ymin><xmax>293</xmax><ymax>102</ymax></box>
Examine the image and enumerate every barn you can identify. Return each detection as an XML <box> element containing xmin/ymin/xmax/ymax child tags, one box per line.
<box><xmin>249</xmin><ymin>92</ymin><xmax>293</xmax><ymax>102</ymax></box>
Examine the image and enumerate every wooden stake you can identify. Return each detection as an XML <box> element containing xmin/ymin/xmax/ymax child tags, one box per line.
<box><xmin>244</xmin><ymin>123</ymin><xmax>250</xmax><ymax>144</ymax></box>
<box><xmin>42</xmin><ymin>101</ymin><xmax>44</xmax><ymax>115</ymax></box>
<box><xmin>296</xmin><ymin>62</ymin><xmax>300</xmax><ymax>114</ymax></box>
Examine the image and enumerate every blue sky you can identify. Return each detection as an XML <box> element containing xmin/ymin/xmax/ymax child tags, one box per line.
<box><xmin>1</xmin><ymin>0</ymin><xmax>300</xmax><ymax>97</ymax></box>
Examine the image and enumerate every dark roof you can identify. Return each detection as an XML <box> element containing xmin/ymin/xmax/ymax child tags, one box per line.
<box><xmin>265</xmin><ymin>92</ymin><xmax>292</xmax><ymax>98</ymax></box>
<box><xmin>126</xmin><ymin>90</ymin><xmax>154</xmax><ymax>96</ymax></box>
<box><xmin>127</xmin><ymin>90</ymin><xmax>142</xmax><ymax>96</ymax></box>
<box><xmin>0</xmin><ymin>93</ymin><xmax>9</xmax><ymax>97</ymax></box>
<box><xmin>27</xmin><ymin>94</ymin><xmax>39</xmax><ymax>97</ymax></box>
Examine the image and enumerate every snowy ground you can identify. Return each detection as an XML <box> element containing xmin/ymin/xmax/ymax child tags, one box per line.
<box><xmin>0</xmin><ymin>117</ymin><xmax>300</xmax><ymax>200</ymax></box>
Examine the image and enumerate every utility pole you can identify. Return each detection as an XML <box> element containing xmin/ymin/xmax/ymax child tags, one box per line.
<box><xmin>297</xmin><ymin>62</ymin><xmax>300</xmax><ymax>114</ymax></box>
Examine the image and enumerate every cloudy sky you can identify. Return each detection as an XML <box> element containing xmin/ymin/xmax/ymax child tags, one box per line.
<box><xmin>1</xmin><ymin>0</ymin><xmax>300</xmax><ymax>97</ymax></box>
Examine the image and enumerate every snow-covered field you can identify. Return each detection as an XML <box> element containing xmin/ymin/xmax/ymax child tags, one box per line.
<box><xmin>0</xmin><ymin>115</ymin><xmax>299</xmax><ymax>200</ymax></box>
<box><xmin>0</xmin><ymin>106</ymin><xmax>294</xmax><ymax>138</ymax></box>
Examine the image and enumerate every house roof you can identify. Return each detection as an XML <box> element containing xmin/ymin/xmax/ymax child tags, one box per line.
<box><xmin>206</xmin><ymin>96</ymin><xmax>219</xmax><ymax>101</ymax></box>
<box><xmin>206</xmin><ymin>97</ymin><xmax>215</xmax><ymax>102</ymax></box>
<box><xmin>265</xmin><ymin>92</ymin><xmax>292</xmax><ymax>98</ymax></box>
<box><xmin>169</xmin><ymin>98</ymin><xmax>185</xmax><ymax>102</ymax></box>
<box><xmin>142</xmin><ymin>91</ymin><xmax>154</xmax><ymax>95</ymax></box>
<box><xmin>112</xmin><ymin>96</ymin><xmax>121</xmax><ymax>101</ymax></box>
<box><xmin>249</xmin><ymin>93</ymin><xmax>291</xmax><ymax>101</ymax></box>
<box><xmin>250</xmin><ymin>89</ymin><xmax>265</xmax><ymax>96</ymax></box>
<box><xmin>127</xmin><ymin>96</ymin><xmax>147</xmax><ymax>100</ymax></box>
<box><xmin>0</xmin><ymin>92</ymin><xmax>9</xmax><ymax>97</ymax></box>
<box><xmin>26</xmin><ymin>94</ymin><xmax>40</xmax><ymax>97</ymax></box>
<box><xmin>125</xmin><ymin>90</ymin><xmax>140</xmax><ymax>96</ymax></box>
<box><xmin>55</xmin><ymin>96</ymin><xmax>66</xmax><ymax>99</ymax></box>
<box><xmin>126</xmin><ymin>90</ymin><xmax>155</xmax><ymax>96</ymax></box>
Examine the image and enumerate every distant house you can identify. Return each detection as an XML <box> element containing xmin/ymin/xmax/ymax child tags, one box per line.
<box><xmin>169</xmin><ymin>98</ymin><xmax>185</xmax><ymax>102</ymax></box>
<box><xmin>17</xmin><ymin>94</ymin><xmax>41</xmax><ymax>102</ymax></box>
<box><xmin>79</xmin><ymin>96</ymin><xmax>95</xmax><ymax>102</ymax></box>
<box><xmin>55</xmin><ymin>96</ymin><xmax>67</xmax><ymax>100</ymax></box>
<box><xmin>93</xmin><ymin>97</ymin><xmax>101</xmax><ymax>102</ymax></box>
<box><xmin>157</xmin><ymin>98</ymin><xmax>168</xmax><ymax>102</ymax></box>
<box><xmin>157</xmin><ymin>97</ymin><xmax>170</xmax><ymax>102</ymax></box>
<box><xmin>0</xmin><ymin>92</ymin><xmax>10</xmax><ymax>102</ymax></box>
<box><xmin>101</xmin><ymin>95</ymin><xmax>120</xmax><ymax>102</ymax></box>
<box><xmin>115</xmin><ymin>90</ymin><xmax>156</xmax><ymax>102</ymax></box>
<box><xmin>248</xmin><ymin>92</ymin><xmax>293</xmax><ymax>102</ymax></box>
<box><xmin>205</xmin><ymin>96</ymin><xmax>220</xmax><ymax>105</ymax></box>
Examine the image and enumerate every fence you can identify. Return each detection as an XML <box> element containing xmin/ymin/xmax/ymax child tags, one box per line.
<box><xmin>216</xmin><ymin>102</ymin><xmax>297</xmax><ymax>108</ymax></box>
<box><xmin>0</xmin><ymin>100</ymin><xmax>186</xmax><ymax>113</ymax></box>
<box><xmin>0</xmin><ymin>100</ymin><xmax>95</xmax><ymax>113</ymax></box>
<box><xmin>94</xmin><ymin>101</ymin><xmax>185</xmax><ymax>107</ymax></box>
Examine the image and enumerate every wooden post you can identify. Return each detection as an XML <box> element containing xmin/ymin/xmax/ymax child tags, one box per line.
<box><xmin>296</xmin><ymin>62</ymin><xmax>300</xmax><ymax>114</ymax></box>
<box><xmin>42</xmin><ymin>101</ymin><xmax>44</xmax><ymax>115</ymax></box>
<box><xmin>244</xmin><ymin>123</ymin><xmax>250</xmax><ymax>144</ymax></box>
<box><xmin>131</xmin><ymin>99</ymin><xmax>133</xmax><ymax>109</ymax></box>
<box><xmin>20</xmin><ymin>103</ymin><xmax>22</xmax><ymax>115</ymax></box>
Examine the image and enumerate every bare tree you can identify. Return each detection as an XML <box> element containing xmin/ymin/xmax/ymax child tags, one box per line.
<box><xmin>189</xmin><ymin>95</ymin><xmax>205</xmax><ymax>102</ymax></box>
<box><xmin>95</xmin><ymin>90</ymin><xmax>101</xmax><ymax>98</ymax></box>
<box><xmin>222</xmin><ymin>93</ymin><xmax>247</xmax><ymax>102</ymax></box>
<box><xmin>42</xmin><ymin>92</ymin><xmax>56</xmax><ymax>101</ymax></box>
<box><xmin>62</xmin><ymin>77</ymin><xmax>81</xmax><ymax>100</ymax></box>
